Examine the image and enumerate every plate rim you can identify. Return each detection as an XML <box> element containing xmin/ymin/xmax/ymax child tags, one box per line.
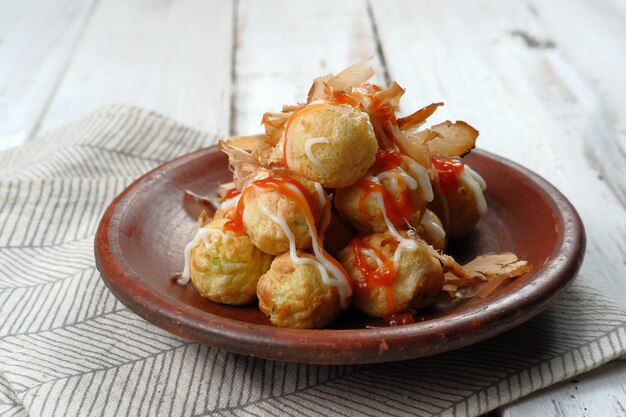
<box><xmin>95</xmin><ymin>147</ymin><xmax>585</xmax><ymax>364</ymax></box>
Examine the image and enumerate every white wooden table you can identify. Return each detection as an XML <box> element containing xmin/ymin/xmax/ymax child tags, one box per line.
<box><xmin>2</xmin><ymin>0</ymin><xmax>624</xmax><ymax>415</ymax></box>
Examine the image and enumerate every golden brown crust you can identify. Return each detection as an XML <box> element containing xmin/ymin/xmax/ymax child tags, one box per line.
<box><xmin>409</xmin><ymin>209</ymin><xmax>446</xmax><ymax>251</ymax></box>
<box><xmin>334</xmin><ymin>184</ymin><xmax>426</xmax><ymax>233</ymax></box>
<box><xmin>340</xmin><ymin>232</ymin><xmax>444</xmax><ymax>317</ymax></box>
<box><xmin>257</xmin><ymin>252</ymin><xmax>342</xmax><ymax>328</ymax></box>
<box><xmin>189</xmin><ymin>218</ymin><xmax>273</xmax><ymax>305</ymax></box>
<box><xmin>286</xmin><ymin>104</ymin><xmax>378</xmax><ymax>188</ymax></box>
<box><xmin>242</xmin><ymin>173</ymin><xmax>325</xmax><ymax>255</ymax></box>
<box><xmin>429</xmin><ymin>174</ymin><xmax>484</xmax><ymax>240</ymax></box>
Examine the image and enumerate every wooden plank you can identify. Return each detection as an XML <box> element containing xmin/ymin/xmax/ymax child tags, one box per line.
<box><xmin>492</xmin><ymin>2</ymin><xmax>626</xmax><ymax>415</ymax></box>
<box><xmin>528</xmin><ymin>0</ymin><xmax>626</xmax><ymax>208</ymax></box>
<box><xmin>370</xmin><ymin>0</ymin><xmax>626</xmax><ymax>310</ymax></box>
<box><xmin>0</xmin><ymin>0</ymin><xmax>98</xmax><ymax>151</ymax></box>
<box><xmin>35</xmin><ymin>0</ymin><xmax>234</xmax><ymax>142</ymax></box>
<box><xmin>232</xmin><ymin>0</ymin><xmax>386</xmax><ymax>136</ymax></box>
<box><xmin>497</xmin><ymin>361</ymin><xmax>626</xmax><ymax>417</ymax></box>
<box><xmin>370</xmin><ymin>2</ymin><xmax>626</xmax><ymax>416</ymax></box>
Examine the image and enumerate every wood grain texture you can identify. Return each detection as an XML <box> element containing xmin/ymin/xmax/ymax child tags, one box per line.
<box><xmin>0</xmin><ymin>0</ymin><xmax>98</xmax><ymax>150</ymax></box>
<box><xmin>0</xmin><ymin>0</ymin><xmax>624</xmax><ymax>414</ymax></box>
<box><xmin>498</xmin><ymin>361</ymin><xmax>626</xmax><ymax>417</ymax></box>
<box><xmin>369</xmin><ymin>1</ymin><xmax>626</xmax><ymax>415</ymax></box>
<box><xmin>370</xmin><ymin>0</ymin><xmax>626</xmax><ymax>311</ymax></box>
<box><xmin>231</xmin><ymin>0</ymin><xmax>386</xmax><ymax>136</ymax></box>
<box><xmin>529</xmin><ymin>0</ymin><xmax>626</xmax><ymax>207</ymax></box>
<box><xmin>34</xmin><ymin>0</ymin><xmax>234</xmax><ymax>141</ymax></box>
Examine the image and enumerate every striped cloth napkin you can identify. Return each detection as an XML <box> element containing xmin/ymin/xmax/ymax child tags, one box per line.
<box><xmin>1</xmin><ymin>105</ymin><xmax>624</xmax><ymax>417</ymax></box>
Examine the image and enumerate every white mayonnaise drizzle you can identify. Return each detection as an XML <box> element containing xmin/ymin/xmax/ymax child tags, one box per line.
<box><xmin>401</xmin><ymin>156</ymin><xmax>434</xmax><ymax>202</ymax></box>
<box><xmin>375</xmin><ymin>171</ymin><xmax>398</xmax><ymax>193</ymax></box>
<box><xmin>465</xmin><ymin>164</ymin><xmax>487</xmax><ymax>190</ymax></box>
<box><xmin>360</xmin><ymin>248</ymin><xmax>386</xmax><ymax>268</ymax></box>
<box><xmin>252</xmin><ymin>171</ymin><xmax>270</xmax><ymax>182</ymax></box>
<box><xmin>257</xmin><ymin>184</ymin><xmax>352</xmax><ymax>308</ymax></box>
<box><xmin>397</xmin><ymin>169</ymin><xmax>418</xmax><ymax>190</ymax></box>
<box><xmin>357</xmin><ymin>155</ymin><xmax>436</xmax><ymax>274</ymax></box>
<box><xmin>283</xmin><ymin>103</ymin><xmax>326</xmax><ymax>168</ymax></box>
<box><xmin>313</xmin><ymin>182</ymin><xmax>326</xmax><ymax>208</ymax></box>
<box><xmin>420</xmin><ymin>210</ymin><xmax>446</xmax><ymax>243</ymax></box>
<box><xmin>460</xmin><ymin>165</ymin><xmax>487</xmax><ymax>216</ymax></box>
<box><xmin>180</xmin><ymin>181</ymin><xmax>256</xmax><ymax>285</ymax></box>
<box><xmin>304</xmin><ymin>137</ymin><xmax>329</xmax><ymax>167</ymax></box>
<box><xmin>373</xmin><ymin>193</ymin><xmax>418</xmax><ymax>271</ymax></box>
<box><xmin>219</xmin><ymin>172</ymin><xmax>267</xmax><ymax>211</ymax></box>
<box><xmin>376</xmin><ymin>167</ymin><xmax>418</xmax><ymax>194</ymax></box>
<box><xmin>218</xmin><ymin>192</ymin><xmax>242</xmax><ymax>212</ymax></box>
<box><xmin>179</xmin><ymin>227</ymin><xmax>221</xmax><ymax>285</ymax></box>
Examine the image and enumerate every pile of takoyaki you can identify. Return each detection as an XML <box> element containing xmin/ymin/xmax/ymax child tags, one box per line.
<box><xmin>176</xmin><ymin>61</ymin><xmax>529</xmax><ymax>329</ymax></box>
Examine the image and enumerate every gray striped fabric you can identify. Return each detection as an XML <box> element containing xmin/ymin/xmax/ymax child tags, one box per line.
<box><xmin>0</xmin><ymin>105</ymin><xmax>624</xmax><ymax>417</ymax></box>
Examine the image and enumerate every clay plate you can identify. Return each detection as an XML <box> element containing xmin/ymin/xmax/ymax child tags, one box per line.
<box><xmin>95</xmin><ymin>148</ymin><xmax>585</xmax><ymax>364</ymax></box>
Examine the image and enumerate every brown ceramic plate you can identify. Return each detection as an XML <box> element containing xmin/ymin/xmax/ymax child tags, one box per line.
<box><xmin>95</xmin><ymin>147</ymin><xmax>584</xmax><ymax>364</ymax></box>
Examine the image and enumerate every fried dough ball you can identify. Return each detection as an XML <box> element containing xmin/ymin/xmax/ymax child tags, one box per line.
<box><xmin>409</xmin><ymin>209</ymin><xmax>446</xmax><ymax>251</ymax></box>
<box><xmin>189</xmin><ymin>218</ymin><xmax>273</xmax><ymax>305</ymax></box>
<box><xmin>257</xmin><ymin>252</ymin><xmax>342</xmax><ymax>329</ymax></box>
<box><xmin>242</xmin><ymin>173</ymin><xmax>328</xmax><ymax>255</ymax></box>
<box><xmin>334</xmin><ymin>176</ymin><xmax>427</xmax><ymax>233</ymax></box>
<box><xmin>284</xmin><ymin>103</ymin><xmax>377</xmax><ymax>188</ymax></box>
<box><xmin>340</xmin><ymin>231</ymin><xmax>444</xmax><ymax>317</ymax></box>
<box><xmin>429</xmin><ymin>162</ymin><xmax>487</xmax><ymax>240</ymax></box>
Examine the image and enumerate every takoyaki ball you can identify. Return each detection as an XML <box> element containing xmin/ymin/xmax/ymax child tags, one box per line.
<box><xmin>429</xmin><ymin>162</ymin><xmax>487</xmax><ymax>240</ymax></box>
<box><xmin>257</xmin><ymin>252</ymin><xmax>342</xmax><ymax>329</ymax></box>
<box><xmin>334</xmin><ymin>179</ymin><xmax>426</xmax><ymax>233</ymax></box>
<box><xmin>189</xmin><ymin>218</ymin><xmax>273</xmax><ymax>305</ymax></box>
<box><xmin>242</xmin><ymin>173</ymin><xmax>328</xmax><ymax>255</ymax></box>
<box><xmin>284</xmin><ymin>103</ymin><xmax>378</xmax><ymax>188</ymax></box>
<box><xmin>340</xmin><ymin>231</ymin><xmax>444</xmax><ymax>317</ymax></box>
<box><xmin>408</xmin><ymin>209</ymin><xmax>446</xmax><ymax>251</ymax></box>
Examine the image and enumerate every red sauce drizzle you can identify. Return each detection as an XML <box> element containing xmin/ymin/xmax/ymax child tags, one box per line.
<box><xmin>224</xmin><ymin>196</ymin><xmax>246</xmax><ymax>234</ymax></box>
<box><xmin>357</xmin><ymin>178</ymin><xmax>413</xmax><ymax>225</ymax></box>
<box><xmin>224</xmin><ymin>173</ymin><xmax>317</xmax><ymax>235</ymax></box>
<box><xmin>350</xmin><ymin>237</ymin><xmax>397</xmax><ymax>313</ymax></box>
<box><xmin>284</xmin><ymin>90</ymin><xmax>400</xmax><ymax>164</ymax></box>
<box><xmin>332</xmin><ymin>90</ymin><xmax>399</xmax><ymax>149</ymax></box>
<box><xmin>347</xmin><ymin>88</ymin><xmax>398</xmax><ymax>149</ymax></box>
<box><xmin>282</xmin><ymin>104</ymin><xmax>326</xmax><ymax>167</ymax></box>
<box><xmin>371</xmin><ymin>149</ymin><xmax>403</xmax><ymax>174</ymax></box>
<box><xmin>225</xmin><ymin>188</ymin><xmax>241</xmax><ymax>199</ymax></box>
<box><xmin>253</xmin><ymin>175</ymin><xmax>317</xmax><ymax>214</ymax></box>
<box><xmin>431</xmin><ymin>157</ymin><xmax>465</xmax><ymax>193</ymax></box>
<box><xmin>331</xmin><ymin>92</ymin><xmax>362</xmax><ymax>108</ymax></box>
<box><xmin>218</xmin><ymin>188</ymin><xmax>242</xmax><ymax>221</ymax></box>
<box><xmin>231</xmin><ymin>172</ymin><xmax>352</xmax><ymax>292</ymax></box>
<box><xmin>374</xmin><ymin>100</ymin><xmax>398</xmax><ymax>128</ymax></box>
<box><xmin>369</xmin><ymin>98</ymin><xmax>398</xmax><ymax>148</ymax></box>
